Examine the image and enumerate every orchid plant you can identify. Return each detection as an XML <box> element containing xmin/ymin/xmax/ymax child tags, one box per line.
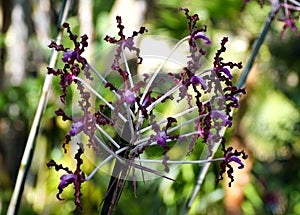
<box><xmin>6</xmin><ymin>0</ymin><xmax>300</xmax><ymax>214</ymax></box>
<box><xmin>46</xmin><ymin>8</ymin><xmax>247</xmax><ymax>213</ymax></box>
<box><xmin>44</xmin><ymin>1</ymin><xmax>300</xmax><ymax>214</ymax></box>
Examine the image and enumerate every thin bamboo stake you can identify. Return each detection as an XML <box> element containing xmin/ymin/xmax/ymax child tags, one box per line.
<box><xmin>7</xmin><ymin>1</ymin><xmax>71</xmax><ymax>214</ymax></box>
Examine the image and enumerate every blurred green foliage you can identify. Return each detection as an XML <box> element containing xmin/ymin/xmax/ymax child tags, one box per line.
<box><xmin>1</xmin><ymin>0</ymin><xmax>300</xmax><ymax>215</ymax></box>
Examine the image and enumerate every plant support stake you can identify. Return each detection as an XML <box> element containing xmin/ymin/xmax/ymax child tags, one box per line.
<box><xmin>7</xmin><ymin>1</ymin><xmax>71</xmax><ymax>214</ymax></box>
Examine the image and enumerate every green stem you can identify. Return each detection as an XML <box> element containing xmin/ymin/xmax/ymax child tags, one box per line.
<box><xmin>237</xmin><ymin>2</ymin><xmax>279</xmax><ymax>89</ymax></box>
<box><xmin>6</xmin><ymin>1</ymin><xmax>71</xmax><ymax>214</ymax></box>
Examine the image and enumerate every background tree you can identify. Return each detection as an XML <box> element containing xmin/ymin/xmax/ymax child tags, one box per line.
<box><xmin>1</xmin><ymin>0</ymin><xmax>299</xmax><ymax>214</ymax></box>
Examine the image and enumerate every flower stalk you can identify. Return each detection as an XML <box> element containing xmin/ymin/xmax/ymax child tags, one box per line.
<box><xmin>46</xmin><ymin>7</ymin><xmax>249</xmax><ymax>214</ymax></box>
<box><xmin>185</xmin><ymin>0</ymin><xmax>300</xmax><ymax>213</ymax></box>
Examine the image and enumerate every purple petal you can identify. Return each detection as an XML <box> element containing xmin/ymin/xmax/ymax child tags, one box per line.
<box><xmin>221</xmin><ymin>68</ymin><xmax>233</xmax><ymax>79</ymax></box>
<box><xmin>69</xmin><ymin>121</ymin><xmax>85</xmax><ymax>136</ymax></box>
<box><xmin>62</xmin><ymin>50</ymin><xmax>79</xmax><ymax>63</ymax></box>
<box><xmin>194</xmin><ymin>32</ymin><xmax>211</xmax><ymax>45</ymax></box>
<box><xmin>287</xmin><ymin>19</ymin><xmax>297</xmax><ymax>31</ymax></box>
<box><xmin>123</xmin><ymin>89</ymin><xmax>136</xmax><ymax>104</ymax></box>
<box><xmin>157</xmin><ymin>137</ymin><xmax>166</xmax><ymax>146</ymax></box>
<box><xmin>190</xmin><ymin>75</ymin><xmax>207</xmax><ymax>90</ymax></box>
<box><xmin>211</xmin><ymin>110</ymin><xmax>231</xmax><ymax>126</ymax></box>
<box><xmin>228</xmin><ymin>156</ymin><xmax>244</xmax><ymax>169</ymax></box>
<box><xmin>59</xmin><ymin>174</ymin><xmax>75</xmax><ymax>189</ymax></box>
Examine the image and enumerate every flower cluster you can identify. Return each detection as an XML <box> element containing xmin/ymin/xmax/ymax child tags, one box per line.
<box><xmin>46</xmin><ymin>146</ymin><xmax>85</xmax><ymax>211</ymax></box>
<box><xmin>47</xmin><ymin>8</ymin><xmax>247</xmax><ymax>211</ymax></box>
<box><xmin>244</xmin><ymin>0</ymin><xmax>300</xmax><ymax>38</ymax></box>
<box><xmin>215</xmin><ymin>138</ymin><xmax>248</xmax><ymax>187</ymax></box>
